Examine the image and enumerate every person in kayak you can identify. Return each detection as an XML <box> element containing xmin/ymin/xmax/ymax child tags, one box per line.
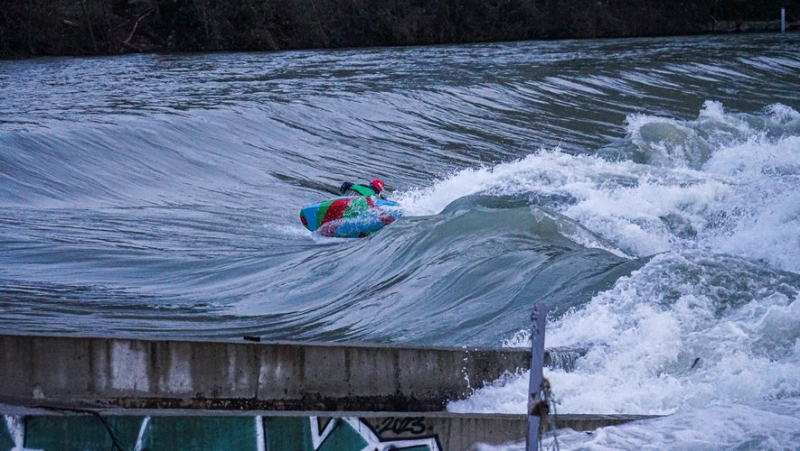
<box><xmin>339</xmin><ymin>179</ymin><xmax>386</xmax><ymax>199</ymax></box>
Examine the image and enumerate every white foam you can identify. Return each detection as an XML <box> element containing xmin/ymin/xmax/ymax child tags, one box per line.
<box><xmin>446</xmin><ymin>102</ymin><xmax>800</xmax><ymax>417</ymax></box>
<box><xmin>702</xmin><ymin>136</ymin><xmax>800</xmax><ymax>272</ymax></box>
<box><xmin>397</xmin><ymin>103</ymin><xmax>800</xmax><ymax>271</ymax></box>
<box><xmin>450</xmin><ymin>253</ymin><xmax>800</xmax><ymax>415</ymax></box>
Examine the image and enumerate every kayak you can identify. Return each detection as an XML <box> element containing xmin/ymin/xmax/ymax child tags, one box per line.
<box><xmin>300</xmin><ymin>196</ymin><xmax>403</xmax><ymax>238</ymax></box>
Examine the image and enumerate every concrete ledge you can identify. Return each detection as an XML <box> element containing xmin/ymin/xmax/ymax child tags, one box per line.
<box><xmin>0</xmin><ymin>334</ymin><xmax>533</xmax><ymax>412</ymax></box>
<box><xmin>0</xmin><ymin>330</ymin><xmax>659</xmax><ymax>451</ymax></box>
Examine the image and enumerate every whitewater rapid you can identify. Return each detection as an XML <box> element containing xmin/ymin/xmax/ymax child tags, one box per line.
<box><xmin>2</xmin><ymin>33</ymin><xmax>799</xmax><ymax>449</ymax></box>
<box><xmin>441</xmin><ymin>102</ymin><xmax>800</xmax><ymax>448</ymax></box>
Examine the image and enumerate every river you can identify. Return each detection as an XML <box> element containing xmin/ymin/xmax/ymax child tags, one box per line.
<box><xmin>2</xmin><ymin>33</ymin><xmax>799</xmax><ymax>448</ymax></box>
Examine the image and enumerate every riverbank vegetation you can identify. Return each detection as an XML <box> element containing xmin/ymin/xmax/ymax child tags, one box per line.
<box><xmin>0</xmin><ymin>0</ymin><xmax>793</xmax><ymax>58</ymax></box>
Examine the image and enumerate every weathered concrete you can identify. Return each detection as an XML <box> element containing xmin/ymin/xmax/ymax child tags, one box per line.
<box><xmin>0</xmin><ymin>404</ymin><xmax>659</xmax><ymax>451</ymax></box>
<box><xmin>0</xmin><ymin>334</ymin><xmax>536</xmax><ymax>411</ymax></box>
<box><xmin>0</xmin><ymin>334</ymin><xmax>664</xmax><ymax>449</ymax></box>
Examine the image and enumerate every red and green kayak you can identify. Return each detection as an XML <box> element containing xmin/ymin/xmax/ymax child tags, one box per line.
<box><xmin>300</xmin><ymin>196</ymin><xmax>403</xmax><ymax>238</ymax></box>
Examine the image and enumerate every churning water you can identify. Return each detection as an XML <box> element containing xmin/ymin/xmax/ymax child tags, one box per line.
<box><xmin>2</xmin><ymin>33</ymin><xmax>799</xmax><ymax>448</ymax></box>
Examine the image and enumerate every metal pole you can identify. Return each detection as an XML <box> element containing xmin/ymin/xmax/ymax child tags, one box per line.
<box><xmin>526</xmin><ymin>303</ymin><xmax>548</xmax><ymax>451</ymax></box>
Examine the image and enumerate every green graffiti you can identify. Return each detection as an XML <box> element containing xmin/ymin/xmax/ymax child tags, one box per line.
<box><xmin>8</xmin><ymin>415</ymin><xmax>441</xmax><ymax>450</ymax></box>
<box><xmin>264</xmin><ymin>417</ymin><xmax>440</xmax><ymax>451</ymax></box>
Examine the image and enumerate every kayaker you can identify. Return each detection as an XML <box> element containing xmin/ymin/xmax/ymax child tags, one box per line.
<box><xmin>339</xmin><ymin>179</ymin><xmax>386</xmax><ymax>199</ymax></box>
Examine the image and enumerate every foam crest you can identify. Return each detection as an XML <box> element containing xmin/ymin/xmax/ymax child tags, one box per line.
<box><xmin>398</xmin><ymin>102</ymin><xmax>800</xmax><ymax>272</ymax></box>
<box><xmin>395</xmin><ymin>150</ymin><xmax>716</xmax><ymax>259</ymax></box>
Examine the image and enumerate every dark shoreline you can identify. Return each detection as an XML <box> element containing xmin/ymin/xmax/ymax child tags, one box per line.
<box><xmin>0</xmin><ymin>0</ymin><xmax>795</xmax><ymax>60</ymax></box>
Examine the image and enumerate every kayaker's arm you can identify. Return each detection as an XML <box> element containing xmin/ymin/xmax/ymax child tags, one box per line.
<box><xmin>339</xmin><ymin>182</ymin><xmax>354</xmax><ymax>195</ymax></box>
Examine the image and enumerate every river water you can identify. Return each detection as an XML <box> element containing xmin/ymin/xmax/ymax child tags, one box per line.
<box><xmin>2</xmin><ymin>33</ymin><xmax>799</xmax><ymax>448</ymax></box>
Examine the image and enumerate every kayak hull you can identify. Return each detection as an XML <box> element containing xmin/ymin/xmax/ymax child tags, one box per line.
<box><xmin>300</xmin><ymin>196</ymin><xmax>402</xmax><ymax>238</ymax></box>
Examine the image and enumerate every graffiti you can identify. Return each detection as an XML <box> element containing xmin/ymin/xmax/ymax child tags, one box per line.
<box><xmin>2</xmin><ymin>414</ymin><xmax>442</xmax><ymax>450</ymax></box>
<box><xmin>309</xmin><ymin>417</ymin><xmax>441</xmax><ymax>451</ymax></box>
<box><xmin>3</xmin><ymin>415</ymin><xmax>41</xmax><ymax>451</ymax></box>
<box><xmin>133</xmin><ymin>416</ymin><xmax>150</xmax><ymax>451</ymax></box>
<box><xmin>375</xmin><ymin>417</ymin><xmax>427</xmax><ymax>435</ymax></box>
<box><xmin>255</xmin><ymin>416</ymin><xmax>266</xmax><ymax>451</ymax></box>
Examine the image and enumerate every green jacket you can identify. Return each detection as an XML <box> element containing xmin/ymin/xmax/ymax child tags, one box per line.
<box><xmin>339</xmin><ymin>182</ymin><xmax>379</xmax><ymax>197</ymax></box>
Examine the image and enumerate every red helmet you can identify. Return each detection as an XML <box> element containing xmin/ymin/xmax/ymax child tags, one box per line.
<box><xmin>370</xmin><ymin>179</ymin><xmax>385</xmax><ymax>193</ymax></box>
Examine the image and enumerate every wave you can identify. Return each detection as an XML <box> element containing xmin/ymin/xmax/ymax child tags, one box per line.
<box><xmin>399</xmin><ymin>101</ymin><xmax>800</xmax><ymax>273</ymax></box>
<box><xmin>1</xmin><ymin>101</ymin><xmax>797</xmax><ymax>348</ymax></box>
<box><xmin>445</xmin><ymin>102</ymin><xmax>800</xmax><ymax>416</ymax></box>
<box><xmin>0</xmin><ymin>192</ymin><xmax>641</xmax><ymax>345</ymax></box>
<box><xmin>225</xmin><ymin>198</ymin><xmax>642</xmax><ymax>345</ymax></box>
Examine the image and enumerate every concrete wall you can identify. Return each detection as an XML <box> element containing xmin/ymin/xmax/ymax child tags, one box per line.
<box><xmin>0</xmin><ymin>334</ymin><xmax>659</xmax><ymax>449</ymax></box>
<box><xmin>0</xmin><ymin>334</ymin><xmax>531</xmax><ymax>411</ymax></box>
